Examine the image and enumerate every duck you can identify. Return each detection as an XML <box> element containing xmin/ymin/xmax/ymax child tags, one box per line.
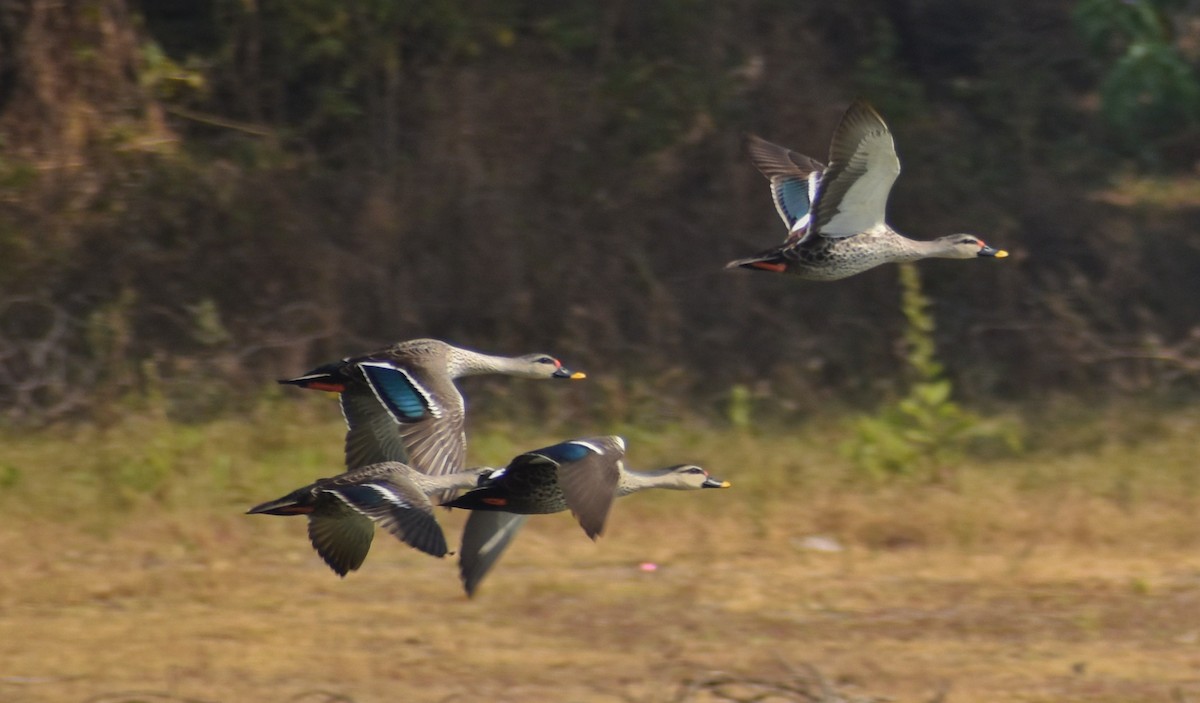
<box><xmin>441</xmin><ymin>436</ymin><xmax>731</xmax><ymax>597</ymax></box>
<box><xmin>726</xmin><ymin>100</ymin><xmax>1007</xmax><ymax>280</ymax></box>
<box><xmin>246</xmin><ymin>461</ymin><xmax>491</xmax><ymax>577</ymax></box>
<box><xmin>279</xmin><ymin>339</ymin><xmax>586</xmax><ymax>483</ymax></box>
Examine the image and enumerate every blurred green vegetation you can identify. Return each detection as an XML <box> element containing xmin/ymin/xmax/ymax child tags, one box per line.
<box><xmin>845</xmin><ymin>264</ymin><xmax>1023</xmax><ymax>481</ymax></box>
<box><xmin>2</xmin><ymin>0</ymin><xmax>1200</xmax><ymax>427</ymax></box>
<box><xmin>1075</xmin><ymin>0</ymin><xmax>1200</xmax><ymax>159</ymax></box>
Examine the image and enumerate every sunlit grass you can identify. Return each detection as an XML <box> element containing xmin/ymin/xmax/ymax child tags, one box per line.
<box><xmin>4</xmin><ymin>393</ymin><xmax>1199</xmax><ymax>553</ymax></box>
<box><xmin>5</xmin><ymin>395</ymin><xmax>1200</xmax><ymax>702</ymax></box>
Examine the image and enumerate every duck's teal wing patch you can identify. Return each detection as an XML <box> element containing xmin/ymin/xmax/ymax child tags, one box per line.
<box><xmin>529</xmin><ymin>440</ymin><xmax>596</xmax><ymax>465</ymax></box>
<box><xmin>359</xmin><ymin>362</ymin><xmax>432</xmax><ymax>422</ymax></box>
<box><xmin>773</xmin><ymin>176</ymin><xmax>812</xmax><ymax>230</ymax></box>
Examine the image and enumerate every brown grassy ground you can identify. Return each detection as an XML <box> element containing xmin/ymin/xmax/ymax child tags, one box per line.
<box><xmin>3</xmin><ymin>402</ymin><xmax>1200</xmax><ymax>702</ymax></box>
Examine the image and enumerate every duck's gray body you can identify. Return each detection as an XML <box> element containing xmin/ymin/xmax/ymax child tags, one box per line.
<box><xmin>738</xmin><ymin>227</ymin><xmax>960</xmax><ymax>281</ymax></box>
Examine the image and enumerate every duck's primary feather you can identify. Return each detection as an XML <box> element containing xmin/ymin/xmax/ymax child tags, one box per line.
<box><xmin>743</xmin><ymin>134</ymin><xmax>825</xmax><ymax>234</ymax></box>
<box><xmin>811</xmin><ymin>101</ymin><xmax>900</xmax><ymax>238</ymax></box>
<box><xmin>457</xmin><ymin>511</ymin><xmax>529</xmax><ymax>598</ymax></box>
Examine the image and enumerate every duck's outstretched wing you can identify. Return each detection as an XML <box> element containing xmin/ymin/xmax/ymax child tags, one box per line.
<box><xmin>549</xmin><ymin>437</ymin><xmax>623</xmax><ymax>540</ymax></box>
<box><xmin>743</xmin><ymin>134</ymin><xmax>824</xmax><ymax>240</ymax></box>
<box><xmin>338</xmin><ymin>362</ymin><xmax>467</xmax><ymax>506</ymax></box>
<box><xmin>322</xmin><ymin>479</ymin><xmax>449</xmax><ymax>558</ymax></box>
<box><xmin>457</xmin><ymin>511</ymin><xmax>530</xmax><ymax>598</ymax></box>
<box><xmin>306</xmin><ymin>500</ymin><xmax>376</xmax><ymax>577</ymax></box>
<box><xmin>810</xmin><ymin>100</ymin><xmax>900</xmax><ymax>238</ymax></box>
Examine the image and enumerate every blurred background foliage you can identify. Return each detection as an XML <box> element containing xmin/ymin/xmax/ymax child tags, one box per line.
<box><xmin>2</xmin><ymin>0</ymin><xmax>1200</xmax><ymax>427</ymax></box>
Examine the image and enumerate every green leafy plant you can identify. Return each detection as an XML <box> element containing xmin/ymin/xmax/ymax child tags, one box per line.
<box><xmin>1074</xmin><ymin>0</ymin><xmax>1200</xmax><ymax>157</ymax></box>
<box><xmin>844</xmin><ymin>264</ymin><xmax>1021</xmax><ymax>481</ymax></box>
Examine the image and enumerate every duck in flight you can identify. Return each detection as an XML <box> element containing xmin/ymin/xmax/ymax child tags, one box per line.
<box><xmin>278</xmin><ymin>338</ymin><xmax>585</xmax><ymax>495</ymax></box>
<box><xmin>443</xmin><ymin>436</ymin><xmax>730</xmax><ymax>597</ymax></box>
<box><xmin>726</xmin><ymin>100</ymin><xmax>1007</xmax><ymax>280</ymax></box>
<box><xmin>246</xmin><ymin>461</ymin><xmax>491</xmax><ymax>576</ymax></box>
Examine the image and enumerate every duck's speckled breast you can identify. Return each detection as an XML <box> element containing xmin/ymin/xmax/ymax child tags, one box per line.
<box><xmin>788</xmin><ymin>230</ymin><xmax>917</xmax><ymax>281</ymax></box>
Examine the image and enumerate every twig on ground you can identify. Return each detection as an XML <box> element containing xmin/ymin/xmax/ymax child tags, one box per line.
<box><xmin>665</xmin><ymin>661</ymin><xmax>889</xmax><ymax>703</ymax></box>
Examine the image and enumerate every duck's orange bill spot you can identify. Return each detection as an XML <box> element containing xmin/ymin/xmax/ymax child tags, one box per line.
<box><xmin>306</xmin><ymin>381</ymin><xmax>346</xmax><ymax>393</ymax></box>
<box><xmin>482</xmin><ymin>497</ymin><xmax>508</xmax><ymax>506</ymax></box>
<box><xmin>749</xmin><ymin>261</ymin><xmax>787</xmax><ymax>273</ymax></box>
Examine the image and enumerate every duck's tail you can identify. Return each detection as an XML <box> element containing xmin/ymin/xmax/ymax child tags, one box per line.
<box><xmin>246</xmin><ymin>486</ymin><xmax>316</xmax><ymax>515</ymax></box>
<box><xmin>724</xmin><ymin>251</ymin><xmax>788</xmax><ymax>273</ymax></box>
<box><xmin>277</xmin><ymin>361</ymin><xmax>352</xmax><ymax>392</ymax></box>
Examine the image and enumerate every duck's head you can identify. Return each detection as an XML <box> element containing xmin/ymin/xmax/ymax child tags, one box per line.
<box><xmin>659</xmin><ymin>464</ymin><xmax>732</xmax><ymax>490</ymax></box>
<box><xmin>938</xmin><ymin>234</ymin><xmax>1008</xmax><ymax>259</ymax></box>
<box><xmin>516</xmin><ymin>354</ymin><xmax>587</xmax><ymax>380</ymax></box>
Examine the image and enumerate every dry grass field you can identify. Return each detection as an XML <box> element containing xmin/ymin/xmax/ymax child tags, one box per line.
<box><xmin>3</xmin><ymin>398</ymin><xmax>1200</xmax><ymax>702</ymax></box>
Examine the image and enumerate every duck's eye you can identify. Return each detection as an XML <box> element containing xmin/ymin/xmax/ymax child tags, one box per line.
<box><xmin>535</xmin><ymin>356</ymin><xmax>555</xmax><ymax>365</ymax></box>
<box><xmin>683</xmin><ymin>466</ymin><xmax>705</xmax><ymax>475</ymax></box>
<box><xmin>957</xmin><ymin>238</ymin><xmax>976</xmax><ymax>246</ymax></box>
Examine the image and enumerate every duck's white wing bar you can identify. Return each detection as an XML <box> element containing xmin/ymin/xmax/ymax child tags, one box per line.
<box><xmin>567</xmin><ymin>439</ymin><xmax>604</xmax><ymax>455</ymax></box>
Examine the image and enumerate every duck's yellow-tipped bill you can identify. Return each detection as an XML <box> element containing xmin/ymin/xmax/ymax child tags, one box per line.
<box><xmin>570</xmin><ymin>371</ymin><xmax>587</xmax><ymax>379</ymax></box>
<box><xmin>994</xmin><ymin>249</ymin><xmax>1009</xmax><ymax>258</ymax></box>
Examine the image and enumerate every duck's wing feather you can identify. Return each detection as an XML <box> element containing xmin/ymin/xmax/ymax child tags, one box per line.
<box><xmin>341</xmin><ymin>389</ymin><xmax>413</xmax><ymax>468</ymax></box>
<box><xmin>743</xmin><ymin>134</ymin><xmax>825</xmax><ymax>237</ymax></box>
<box><xmin>323</xmin><ymin>479</ymin><xmax>449</xmax><ymax>557</ymax></box>
<box><xmin>340</xmin><ymin>362</ymin><xmax>466</xmax><ymax>484</ymax></box>
<box><xmin>810</xmin><ymin>100</ymin><xmax>900</xmax><ymax>238</ymax></box>
<box><xmin>306</xmin><ymin>499</ymin><xmax>375</xmax><ymax>577</ymax></box>
<box><xmin>458</xmin><ymin>511</ymin><xmax>530</xmax><ymax>598</ymax></box>
<box><xmin>547</xmin><ymin>437</ymin><xmax>622</xmax><ymax>540</ymax></box>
